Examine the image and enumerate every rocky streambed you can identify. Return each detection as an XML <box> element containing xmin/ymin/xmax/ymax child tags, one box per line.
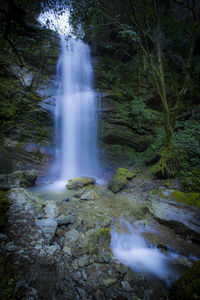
<box><xmin>0</xmin><ymin>173</ymin><xmax>200</xmax><ymax>299</ymax></box>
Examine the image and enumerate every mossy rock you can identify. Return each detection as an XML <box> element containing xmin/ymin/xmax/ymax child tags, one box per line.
<box><xmin>170</xmin><ymin>260</ymin><xmax>200</xmax><ymax>300</ymax></box>
<box><xmin>0</xmin><ymin>255</ymin><xmax>15</xmax><ymax>299</ymax></box>
<box><xmin>108</xmin><ymin>174</ymin><xmax>127</xmax><ymax>193</ymax></box>
<box><xmin>161</xmin><ymin>190</ymin><xmax>200</xmax><ymax>209</ymax></box>
<box><xmin>67</xmin><ymin>177</ymin><xmax>95</xmax><ymax>190</ymax></box>
<box><xmin>108</xmin><ymin>168</ymin><xmax>136</xmax><ymax>193</ymax></box>
<box><xmin>0</xmin><ymin>190</ymin><xmax>9</xmax><ymax>230</ymax></box>
<box><xmin>115</xmin><ymin>168</ymin><xmax>136</xmax><ymax>179</ymax></box>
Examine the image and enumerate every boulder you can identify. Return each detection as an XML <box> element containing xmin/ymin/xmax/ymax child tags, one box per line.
<box><xmin>7</xmin><ymin>188</ymin><xmax>44</xmax><ymax>209</ymax></box>
<box><xmin>108</xmin><ymin>168</ymin><xmax>136</xmax><ymax>193</ymax></box>
<box><xmin>0</xmin><ymin>170</ymin><xmax>37</xmax><ymax>190</ymax></box>
<box><xmin>67</xmin><ymin>177</ymin><xmax>95</xmax><ymax>190</ymax></box>
<box><xmin>56</xmin><ymin>215</ymin><xmax>74</xmax><ymax>226</ymax></box>
<box><xmin>149</xmin><ymin>190</ymin><xmax>200</xmax><ymax>240</ymax></box>
<box><xmin>64</xmin><ymin>228</ymin><xmax>82</xmax><ymax>247</ymax></box>
<box><xmin>35</xmin><ymin>218</ymin><xmax>57</xmax><ymax>244</ymax></box>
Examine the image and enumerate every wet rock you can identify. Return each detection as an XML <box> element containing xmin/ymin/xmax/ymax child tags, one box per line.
<box><xmin>64</xmin><ymin>228</ymin><xmax>82</xmax><ymax>247</ymax></box>
<box><xmin>78</xmin><ymin>255</ymin><xmax>90</xmax><ymax>267</ymax></box>
<box><xmin>56</xmin><ymin>215</ymin><xmax>74</xmax><ymax>226</ymax></box>
<box><xmin>7</xmin><ymin>188</ymin><xmax>44</xmax><ymax>209</ymax></box>
<box><xmin>121</xmin><ymin>280</ymin><xmax>132</xmax><ymax>292</ymax></box>
<box><xmin>44</xmin><ymin>201</ymin><xmax>59</xmax><ymax>218</ymax></box>
<box><xmin>77</xmin><ymin>287</ymin><xmax>87</xmax><ymax>299</ymax></box>
<box><xmin>149</xmin><ymin>192</ymin><xmax>200</xmax><ymax>239</ymax></box>
<box><xmin>80</xmin><ymin>190</ymin><xmax>99</xmax><ymax>201</ymax></box>
<box><xmin>45</xmin><ymin>245</ymin><xmax>58</xmax><ymax>256</ymax></box>
<box><xmin>67</xmin><ymin>177</ymin><xmax>95</xmax><ymax>189</ymax></box>
<box><xmin>62</xmin><ymin>246</ymin><xmax>72</xmax><ymax>256</ymax></box>
<box><xmin>108</xmin><ymin>174</ymin><xmax>127</xmax><ymax>193</ymax></box>
<box><xmin>0</xmin><ymin>233</ymin><xmax>7</xmax><ymax>240</ymax></box>
<box><xmin>0</xmin><ymin>170</ymin><xmax>37</xmax><ymax>190</ymax></box>
<box><xmin>35</xmin><ymin>218</ymin><xmax>57</xmax><ymax>243</ymax></box>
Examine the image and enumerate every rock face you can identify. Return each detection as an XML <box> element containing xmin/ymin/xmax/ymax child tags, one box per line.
<box><xmin>67</xmin><ymin>177</ymin><xmax>95</xmax><ymax>189</ymax></box>
<box><xmin>0</xmin><ymin>170</ymin><xmax>37</xmax><ymax>190</ymax></box>
<box><xmin>149</xmin><ymin>190</ymin><xmax>200</xmax><ymax>241</ymax></box>
<box><xmin>108</xmin><ymin>167</ymin><xmax>136</xmax><ymax>193</ymax></box>
<box><xmin>0</xmin><ymin>19</ymin><xmax>59</xmax><ymax>173</ymax></box>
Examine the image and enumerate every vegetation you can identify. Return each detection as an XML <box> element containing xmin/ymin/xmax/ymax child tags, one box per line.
<box><xmin>66</xmin><ymin>0</ymin><xmax>200</xmax><ymax>179</ymax></box>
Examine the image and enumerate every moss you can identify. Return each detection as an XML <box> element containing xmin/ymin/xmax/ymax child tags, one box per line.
<box><xmin>161</xmin><ymin>189</ymin><xmax>200</xmax><ymax>209</ymax></box>
<box><xmin>163</xmin><ymin>179</ymin><xmax>171</xmax><ymax>187</ymax></box>
<box><xmin>0</xmin><ymin>255</ymin><xmax>15</xmax><ymax>299</ymax></box>
<box><xmin>99</xmin><ymin>227</ymin><xmax>111</xmax><ymax>237</ymax></box>
<box><xmin>115</xmin><ymin>168</ymin><xmax>136</xmax><ymax>179</ymax></box>
<box><xmin>151</xmin><ymin>190</ymin><xmax>159</xmax><ymax>196</ymax></box>
<box><xmin>170</xmin><ymin>260</ymin><xmax>200</xmax><ymax>300</ymax></box>
<box><xmin>108</xmin><ymin>174</ymin><xmax>127</xmax><ymax>193</ymax></box>
<box><xmin>67</xmin><ymin>177</ymin><xmax>95</xmax><ymax>189</ymax></box>
<box><xmin>0</xmin><ymin>190</ymin><xmax>9</xmax><ymax>230</ymax></box>
<box><xmin>171</xmin><ymin>190</ymin><xmax>200</xmax><ymax>209</ymax></box>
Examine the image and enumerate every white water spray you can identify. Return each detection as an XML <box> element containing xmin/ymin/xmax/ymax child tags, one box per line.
<box><xmin>54</xmin><ymin>36</ymin><xmax>99</xmax><ymax>180</ymax></box>
<box><xmin>111</xmin><ymin>219</ymin><xmax>183</xmax><ymax>282</ymax></box>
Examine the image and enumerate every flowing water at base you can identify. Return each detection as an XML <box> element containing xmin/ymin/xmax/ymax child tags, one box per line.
<box><xmin>111</xmin><ymin>218</ymin><xmax>189</xmax><ymax>295</ymax></box>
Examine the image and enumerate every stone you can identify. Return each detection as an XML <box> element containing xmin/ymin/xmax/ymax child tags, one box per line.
<box><xmin>46</xmin><ymin>245</ymin><xmax>58</xmax><ymax>256</ymax></box>
<box><xmin>149</xmin><ymin>191</ymin><xmax>200</xmax><ymax>239</ymax></box>
<box><xmin>0</xmin><ymin>170</ymin><xmax>37</xmax><ymax>190</ymax></box>
<box><xmin>108</xmin><ymin>167</ymin><xmax>136</xmax><ymax>193</ymax></box>
<box><xmin>44</xmin><ymin>201</ymin><xmax>59</xmax><ymax>218</ymax></box>
<box><xmin>56</xmin><ymin>215</ymin><xmax>74</xmax><ymax>226</ymax></box>
<box><xmin>7</xmin><ymin>188</ymin><xmax>44</xmax><ymax>209</ymax></box>
<box><xmin>64</xmin><ymin>228</ymin><xmax>81</xmax><ymax>247</ymax></box>
<box><xmin>67</xmin><ymin>177</ymin><xmax>95</xmax><ymax>189</ymax></box>
<box><xmin>77</xmin><ymin>287</ymin><xmax>87</xmax><ymax>299</ymax></box>
<box><xmin>78</xmin><ymin>255</ymin><xmax>90</xmax><ymax>267</ymax></box>
<box><xmin>121</xmin><ymin>281</ymin><xmax>132</xmax><ymax>292</ymax></box>
<box><xmin>0</xmin><ymin>233</ymin><xmax>7</xmax><ymax>240</ymax></box>
<box><xmin>108</xmin><ymin>174</ymin><xmax>127</xmax><ymax>193</ymax></box>
<box><xmin>35</xmin><ymin>218</ymin><xmax>57</xmax><ymax>243</ymax></box>
<box><xmin>63</xmin><ymin>246</ymin><xmax>72</xmax><ymax>256</ymax></box>
<box><xmin>80</xmin><ymin>190</ymin><xmax>99</xmax><ymax>201</ymax></box>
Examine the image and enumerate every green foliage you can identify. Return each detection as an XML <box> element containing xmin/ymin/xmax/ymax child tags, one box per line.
<box><xmin>180</xmin><ymin>168</ymin><xmax>200</xmax><ymax>193</ymax></box>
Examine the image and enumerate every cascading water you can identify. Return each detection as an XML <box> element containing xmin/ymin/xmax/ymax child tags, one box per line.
<box><xmin>54</xmin><ymin>36</ymin><xmax>99</xmax><ymax>180</ymax></box>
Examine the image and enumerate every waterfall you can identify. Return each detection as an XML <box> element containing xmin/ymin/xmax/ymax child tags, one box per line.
<box><xmin>54</xmin><ymin>36</ymin><xmax>99</xmax><ymax>180</ymax></box>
